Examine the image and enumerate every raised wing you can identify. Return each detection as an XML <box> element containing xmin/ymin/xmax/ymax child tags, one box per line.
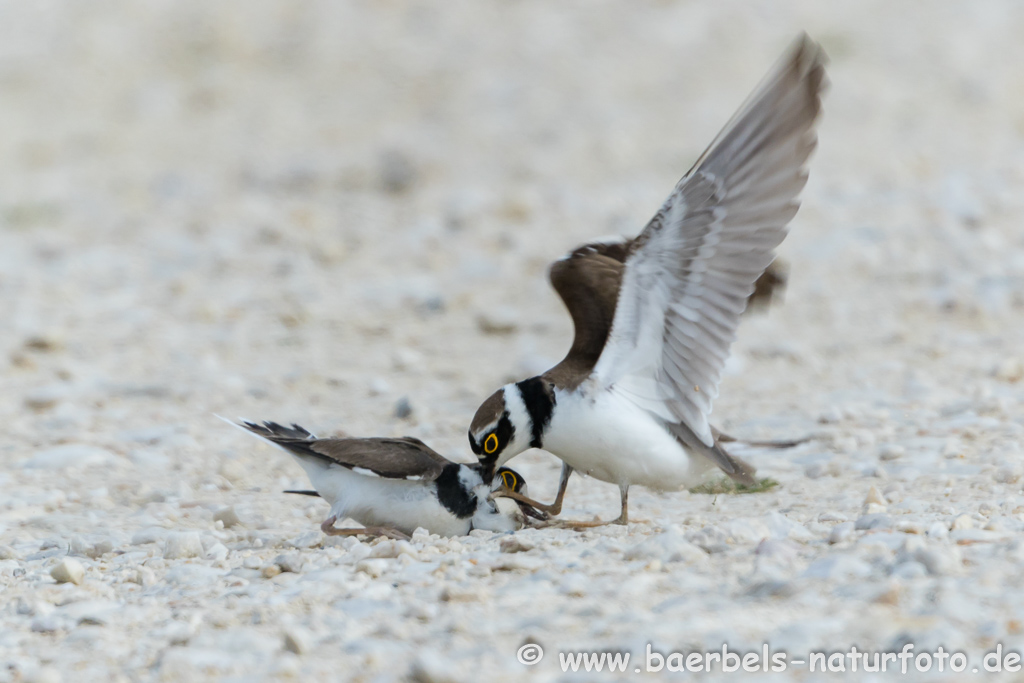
<box><xmin>544</xmin><ymin>239</ymin><xmax>631</xmax><ymax>388</ymax></box>
<box><xmin>240</xmin><ymin>421</ymin><xmax>451</xmax><ymax>481</ymax></box>
<box><xmin>592</xmin><ymin>34</ymin><xmax>827</xmax><ymax>448</ymax></box>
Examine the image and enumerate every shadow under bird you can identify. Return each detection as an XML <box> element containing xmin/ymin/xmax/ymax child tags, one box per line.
<box><xmin>468</xmin><ymin>34</ymin><xmax>828</xmax><ymax>526</ymax></box>
<box><xmin>228</xmin><ymin>419</ymin><xmax>540</xmax><ymax>539</ymax></box>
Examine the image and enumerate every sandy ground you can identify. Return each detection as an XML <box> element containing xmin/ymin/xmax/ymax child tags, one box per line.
<box><xmin>2</xmin><ymin>1</ymin><xmax>1024</xmax><ymax>681</ymax></box>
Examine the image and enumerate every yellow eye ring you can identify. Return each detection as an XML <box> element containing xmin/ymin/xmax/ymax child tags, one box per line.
<box><xmin>484</xmin><ymin>433</ymin><xmax>499</xmax><ymax>454</ymax></box>
<box><xmin>501</xmin><ymin>470</ymin><xmax>517</xmax><ymax>490</ymax></box>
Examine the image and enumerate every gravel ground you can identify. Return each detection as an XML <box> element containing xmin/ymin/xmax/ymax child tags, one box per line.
<box><xmin>3</xmin><ymin>2</ymin><xmax>1024</xmax><ymax>681</ymax></box>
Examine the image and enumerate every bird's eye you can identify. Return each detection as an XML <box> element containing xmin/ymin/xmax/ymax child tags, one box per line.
<box><xmin>501</xmin><ymin>470</ymin><xmax>517</xmax><ymax>490</ymax></box>
<box><xmin>484</xmin><ymin>433</ymin><xmax>499</xmax><ymax>454</ymax></box>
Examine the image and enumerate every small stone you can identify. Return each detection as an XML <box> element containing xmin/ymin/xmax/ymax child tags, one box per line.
<box><xmin>817</xmin><ymin>511</ymin><xmax>847</xmax><ymax>523</ymax></box>
<box><xmin>24</xmin><ymin>333</ymin><xmax>65</xmax><ymax>353</ymax></box>
<box><xmin>895</xmin><ymin>520</ymin><xmax>925</xmax><ymax>534</ymax></box>
<box><xmin>995</xmin><ymin>466</ymin><xmax>1023</xmax><ymax>484</ymax></box>
<box><xmin>864</xmin><ymin>486</ymin><xmax>886</xmax><ymax>506</ymax></box>
<box><xmin>804</xmin><ymin>463</ymin><xmax>827</xmax><ymax>479</ymax></box>
<box><xmin>283</xmin><ymin>627</ymin><xmax>313</xmax><ymax>655</ymax></box>
<box><xmin>213</xmin><ymin>506</ymin><xmax>242</xmax><ymax>528</ymax></box>
<box><xmin>878</xmin><ymin>445</ymin><xmax>905</xmax><ymax>461</ymax></box>
<box><xmin>163</xmin><ymin>532</ymin><xmax>204</xmax><ymax>559</ymax></box>
<box><xmin>91</xmin><ymin>538</ymin><xmax>114</xmax><ymax>557</ymax></box>
<box><xmin>69</xmin><ymin>535</ymin><xmax>94</xmax><ymax>558</ymax></box>
<box><xmin>440</xmin><ymin>586</ymin><xmax>485</xmax><ymax>602</ymax></box>
<box><xmin>31</xmin><ymin>616</ymin><xmax>61</xmax><ymax>633</ymax></box>
<box><xmin>392</xmin><ymin>348</ymin><xmax>423</xmax><ymax>371</ymax></box>
<box><xmin>916</xmin><ymin>547</ymin><xmax>962</xmax><ymax>576</ymax></box>
<box><xmin>355</xmin><ymin>559</ymin><xmax>389</xmax><ymax>578</ymax></box>
<box><xmin>950</xmin><ymin>514</ymin><xmax>974</xmax><ymax>531</ymax></box>
<box><xmin>218</xmin><ymin>459</ymin><xmax>247</xmax><ymax>485</ymax></box>
<box><xmin>370</xmin><ymin>540</ymin><xmax>417</xmax><ymax>559</ymax></box>
<box><xmin>274</xmin><ymin>554</ymin><xmax>304</xmax><ymax>574</ymax></box>
<box><xmin>0</xmin><ymin>545</ymin><xmax>20</xmax><ymax>560</ymax></box>
<box><xmin>369</xmin><ymin>378</ymin><xmax>391</xmax><ymax>396</ymax></box>
<box><xmin>205</xmin><ymin>543</ymin><xmax>229</xmax><ymax>562</ymax></box>
<box><xmin>829</xmin><ymin>521</ymin><xmax>855</xmax><ymax>544</ymax></box>
<box><xmin>394</xmin><ymin>397</ymin><xmax>414</xmax><ymax>420</ymax></box>
<box><xmin>131</xmin><ymin>567</ymin><xmax>157</xmax><ymax>586</ymax></box>
<box><xmin>131</xmin><ymin>527</ymin><xmax>168</xmax><ymax>545</ymax></box>
<box><xmin>262</xmin><ymin>564</ymin><xmax>282</xmax><ymax>579</ymax></box>
<box><xmin>994</xmin><ymin>358</ymin><xmax>1024</xmax><ymax>383</ymax></box>
<box><xmin>378</xmin><ymin>149</ymin><xmax>416</xmax><ymax>194</ymax></box>
<box><xmin>984</xmin><ymin>518</ymin><xmax>1006</xmax><ymax>532</ymax></box>
<box><xmin>476</xmin><ymin>307</ymin><xmax>519</xmax><ymax>335</ymax></box>
<box><xmin>24</xmin><ymin>385</ymin><xmax>67</xmax><ymax>411</ymax></box>
<box><xmin>500</xmin><ymin>536</ymin><xmax>535</xmax><ymax>554</ymax></box>
<box><xmin>855</xmin><ymin>514</ymin><xmax>892</xmax><ymax>531</ymax></box>
<box><xmin>817</xmin><ymin>407</ymin><xmax>843</xmax><ymax>424</ymax></box>
<box><xmin>942</xmin><ymin>439</ymin><xmax>963</xmax><ymax>458</ymax></box>
<box><xmin>50</xmin><ymin>558</ymin><xmax>85</xmax><ymax>585</ymax></box>
<box><xmin>410</xmin><ymin>652</ymin><xmax>462</xmax><ymax>683</ymax></box>
<box><xmin>288</xmin><ymin>530</ymin><xmax>321</xmax><ymax>549</ymax></box>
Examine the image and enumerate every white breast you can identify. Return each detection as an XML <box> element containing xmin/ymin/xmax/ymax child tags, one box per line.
<box><xmin>542</xmin><ymin>384</ymin><xmax>714</xmax><ymax>490</ymax></box>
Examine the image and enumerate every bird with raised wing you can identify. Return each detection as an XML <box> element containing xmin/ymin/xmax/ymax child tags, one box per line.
<box><xmin>468</xmin><ymin>34</ymin><xmax>827</xmax><ymax>526</ymax></box>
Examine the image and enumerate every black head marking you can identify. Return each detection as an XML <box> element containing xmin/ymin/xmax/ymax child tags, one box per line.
<box><xmin>434</xmin><ymin>464</ymin><xmax>478</xmax><ymax>519</ymax></box>
<box><xmin>469</xmin><ymin>408</ymin><xmax>516</xmax><ymax>482</ymax></box>
<box><xmin>515</xmin><ymin>377</ymin><xmax>556</xmax><ymax>449</ymax></box>
<box><xmin>496</xmin><ymin>467</ymin><xmax>525</xmax><ymax>493</ymax></box>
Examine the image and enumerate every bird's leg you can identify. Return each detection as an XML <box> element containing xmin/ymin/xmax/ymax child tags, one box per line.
<box><xmin>320</xmin><ymin>516</ymin><xmax>409</xmax><ymax>541</ymax></box>
<box><xmin>320</xmin><ymin>516</ymin><xmax>340</xmax><ymax>535</ymax></box>
<box><xmin>551</xmin><ymin>485</ymin><xmax>631</xmax><ymax>530</ymax></box>
<box><xmin>493</xmin><ymin>463</ymin><xmax>573</xmax><ymax>517</ymax></box>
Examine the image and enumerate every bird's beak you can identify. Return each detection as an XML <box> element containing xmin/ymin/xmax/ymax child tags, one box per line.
<box><xmin>517</xmin><ymin>500</ymin><xmax>549</xmax><ymax>521</ymax></box>
<box><xmin>490</xmin><ymin>488</ymin><xmax>548</xmax><ymax>521</ymax></box>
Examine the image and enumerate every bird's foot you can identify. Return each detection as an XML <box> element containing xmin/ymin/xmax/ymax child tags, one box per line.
<box><xmin>546</xmin><ymin>512</ymin><xmax>630</xmax><ymax>531</ymax></box>
<box><xmin>321</xmin><ymin>516</ymin><xmax>410</xmax><ymax>540</ymax></box>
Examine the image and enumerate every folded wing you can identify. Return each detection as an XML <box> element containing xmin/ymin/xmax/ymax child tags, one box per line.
<box><xmin>241</xmin><ymin>421</ymin><xmax>451</xmax><ymax>481</ymax></box>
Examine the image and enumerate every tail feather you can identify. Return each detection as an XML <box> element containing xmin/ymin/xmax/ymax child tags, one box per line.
<box><xmin>283</xmin><ymin>489</ymin><xmax>322</xmax><ymax>497</ymax></box>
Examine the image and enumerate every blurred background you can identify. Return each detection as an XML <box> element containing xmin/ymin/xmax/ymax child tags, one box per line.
<box><xmin>2</xmin><ymin>1</ymin><xmax>1024</xmax><ymax>680</ymax></box>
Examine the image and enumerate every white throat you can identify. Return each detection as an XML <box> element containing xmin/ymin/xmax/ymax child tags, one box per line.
<box><xmin>497</xmin><ymin>384</ymin><xmax>533</xmax><ymax>466</ymax></box>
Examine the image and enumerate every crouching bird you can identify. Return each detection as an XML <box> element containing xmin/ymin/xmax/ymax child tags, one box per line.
<box><xmin>229</xmin><ymin>419</ymin><xmax>541</xmax><ymax>539</ymax></box>
<box><xmin>468</xmin><ymin>34</ymin><xmax>827</xmax><ymax>527</ymax></box>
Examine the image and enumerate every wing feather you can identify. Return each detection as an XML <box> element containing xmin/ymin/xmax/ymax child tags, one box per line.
<box><xmin>593</xmin><ymin>34</ymin><xmax>827</xmax><ymax>447</ymax></box>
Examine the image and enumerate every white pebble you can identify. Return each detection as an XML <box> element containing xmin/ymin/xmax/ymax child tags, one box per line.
<box><xmin>163</xmin><ymin>532</ymin><xmax>204</xmax><ymax>559</ymax></box>
<box><xmin>829</xmin><ymin>522</ymin><xmax>855</xmax><ymax>544</ymax></box>
<box><xmin>50</xmin><ymin>558</ymin><xmax>85</xmax><ymax>585</ymax></box>
<box><xmin>878</xmin><ymin>445</ymin><xmax>905</xmax><ymax>461</ymax></box>
<box><xmin>283</xmin><ymin>627</ymin><xmax>313</xmax><ymax>655</ymax></box>
<box><xmin>213</xmin><ymin>506</ymin><xmax>242</xmax><ymax>528</ymax></box>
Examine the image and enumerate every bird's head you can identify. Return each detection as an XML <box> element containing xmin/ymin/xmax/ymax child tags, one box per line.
<box><xmin>467</xmin><ymin>383</ymin><xmax>532</xmax><ymax>481</ymax></box>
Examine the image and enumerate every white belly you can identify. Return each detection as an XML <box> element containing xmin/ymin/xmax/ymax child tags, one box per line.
<box><xmin>542</xmin><ymin>387</ymin><xmax>712</xmax><ymax>490</ymax></box>
<box><xmin>293</xmin><ymin>457</ymin><xmax>471</xmax><ymax>537</ymax></box>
